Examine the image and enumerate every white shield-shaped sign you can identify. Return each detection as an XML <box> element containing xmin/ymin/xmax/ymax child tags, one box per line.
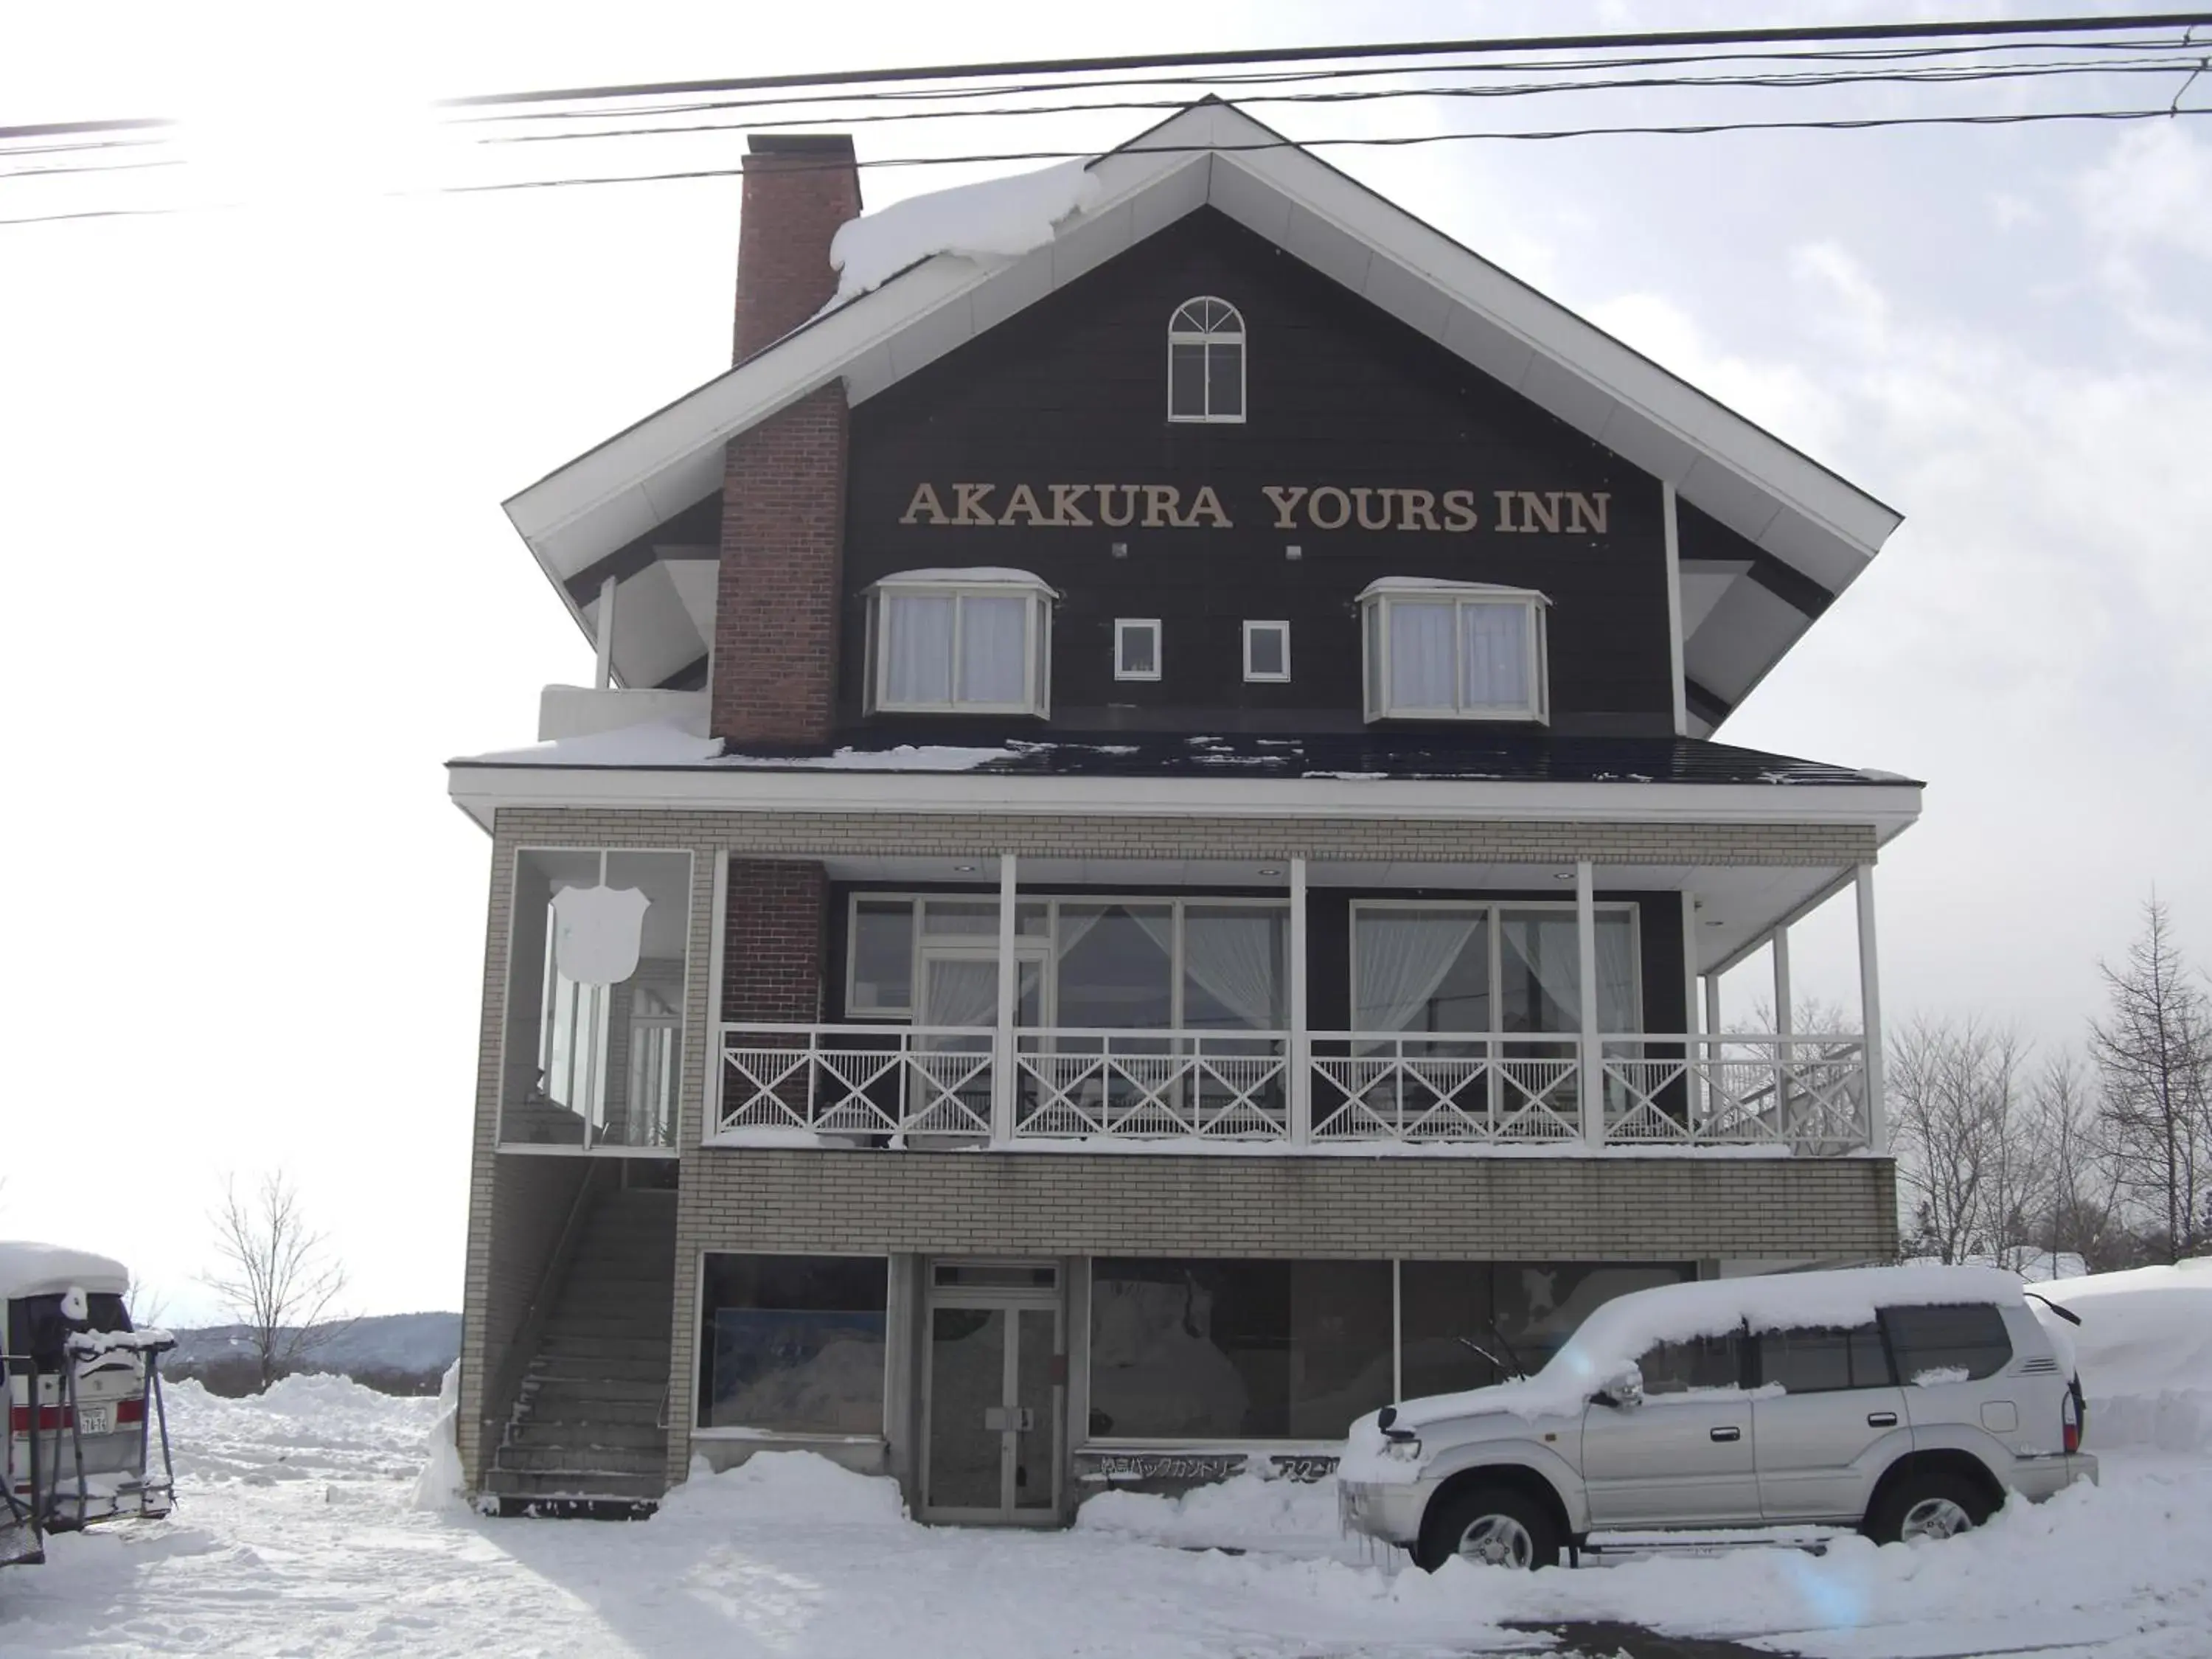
<box><xmin>549</xmin><ymin>884</ymin><xmax>650</xmax><ymax>986</ymax></box>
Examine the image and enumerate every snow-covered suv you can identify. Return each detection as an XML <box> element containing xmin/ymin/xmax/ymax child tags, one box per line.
<box><xmin>1339</xmin><ymin>1265</ymin><xmax>2096</xmax><ymax>1571</ymax></box>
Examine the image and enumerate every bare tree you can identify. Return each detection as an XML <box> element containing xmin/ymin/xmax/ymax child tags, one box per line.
<box><xmin>2024</xmin><ymin>1054</ymin><xmax>2129</xmax><ymax>1273</ymax></box>
<box><xmin>1890</xmin><ymin>1018</ymin><xmax>2037</xmax><ymax>1264</ymax></box>
<box><xmin>203</xmin><ymin>1173</ymin><xmax>352</xmax><ymax>1391</ymax></box>
<box><xmin>2088</xmin><ymin>899</ymin><xmax>2212</xmax><ymax>1263</ymax></box>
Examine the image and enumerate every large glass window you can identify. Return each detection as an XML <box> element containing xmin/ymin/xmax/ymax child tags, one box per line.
<box><xmin>1882</xmin><ymin>1303</ymin><xmax>2012</xmax><ymax>1384</ymax></box>
<box><xmin>1352</xmin><ymin>905</ymin><xmax>1638</xmax><ymax>1038</ymax></box>
<box><xmin>865</xmin><ymin>574</ymin><xmax>1053</xmax><ymax>716</ymax></box>
<box><xmin>1088</xmin><ymin>1258</ymin><xmax>1392</xmax><ymax>1439</ymax></box>
<box><xmin>503</xmin><ymin>847</ymin><xmax>691</xmax><ymax>1151</ymax></box>
<box><xmin>1359</xmin><ymin>582</ymin><xmax>1548</xmax><ymax>723</ymax></box>
<box><xmin>1756</xmin><ymin>1324</ymin><xmax>1895</xmax><ymax>1394</ymax></box>
<box><xmin>698</xmin><ymin>1253</ymin><xmax>888</xmax><ymax>1434</ymax></box>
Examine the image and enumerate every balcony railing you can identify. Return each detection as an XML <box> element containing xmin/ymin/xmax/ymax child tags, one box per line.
<box><xmin>714</xmin><ymin>1024</ymin><xmax>1871</xmax><ymax>1155</ymax></box>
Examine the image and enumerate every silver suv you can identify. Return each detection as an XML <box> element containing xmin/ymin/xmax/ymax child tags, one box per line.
<box><xmin>1339</xmin><ymin>1265</ymin><xmax>2096</xmax><ymax>1571</ymax></box>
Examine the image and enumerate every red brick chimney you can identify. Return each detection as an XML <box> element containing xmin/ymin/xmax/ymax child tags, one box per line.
<box><xmin>712</xmin><ymin>133</ymin><xmax>863</xmax><ymax>745</ymax></box>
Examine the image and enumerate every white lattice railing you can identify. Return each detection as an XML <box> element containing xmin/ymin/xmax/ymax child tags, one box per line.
<box><xmin>1307</xmin><ymin>1034</ymin><xmax>1583</xmax><ymax>1144</ymax></box>
<box><xmin>1012</xmin><ymin>1030</ymin><xmax>1290</xmax><ymax>1140</ymax></box>
<box><xmin>1600</xmin><ymin>1033</ymin><xmax>1870</xmax><ymax>1151</ymax></box>
<box><xmin>717</xmin><ymin>1024</ymin><xmax>995</xmax><ymax>1139</ymax></box>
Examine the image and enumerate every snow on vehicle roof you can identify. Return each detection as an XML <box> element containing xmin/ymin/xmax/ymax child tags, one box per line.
<box><xmin>0</xmin><ymin>1240</ymin><xmax>131</xmax><ymax>1300</ymax></box>
<box><xmin>1392</xmin><ymin>1263</ymin><xmax>2025</xmax><ymax>1430</ymax></box>
<box><xmin>828</xmin><ymin>158</ymin><xmax>1102</xmax><ymax>302</ymax></box>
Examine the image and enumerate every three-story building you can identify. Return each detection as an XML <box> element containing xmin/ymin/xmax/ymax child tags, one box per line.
<box><xmin>449</xmin><ymin>100</ymin><xmax>1918</xmax><ymax>1519</ymax></box>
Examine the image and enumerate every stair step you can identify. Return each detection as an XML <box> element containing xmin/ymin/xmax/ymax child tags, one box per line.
<box><xmin>496</xmin><ymin>1444</ymin><xmax>667</xmax><ymax>1475</ymax></box>
<box><xmin>521</xmin><ymin>1397</ymin><xmax>666</xmax><ymax>1427</ymax></box>
<box><xmin>524</xmin><ymin>1374</ymin><xmax>667</xmax><ymax>1402</ymax></box>
<box><xmin>529</xmin><ymin>1353</ymin><xmax>669</xmax><ymax>1383</ymax></box>
<box><xmin>484</xmin><ymin>1468</ymin><xmax>667</xmax><ymax>1501</ymax></box>
<box><xmin>538</xmin><ymin>1335</ymin><xmax>669</xmax><ymax>1361</ymax></box>
<box><xmin>507</xmin><ymin>1421</ymin><xmax>667</xmax><ymax>1451</ymax></box>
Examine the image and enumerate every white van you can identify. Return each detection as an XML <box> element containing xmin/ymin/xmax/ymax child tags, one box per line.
<box><xmin>1340</xmin><ymin>1265</ymin><xmax>2095</xmax><ymax>1570</ymax></box>
<box><xmin>3</xmin><ymin>1242</ymin><xmax>176</xmax><ymax>1566</ymax></box>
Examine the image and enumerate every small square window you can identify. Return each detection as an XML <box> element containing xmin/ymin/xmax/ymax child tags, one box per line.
<box><xmin>1243</xmin><ymin>620</ymin><xmax>1290</xmax><ymax>682</ymax></box>
<box><xmin>1115</xmin><ymin>619</ymin><xmax>1161</xmax><ymax>681</ymax></box>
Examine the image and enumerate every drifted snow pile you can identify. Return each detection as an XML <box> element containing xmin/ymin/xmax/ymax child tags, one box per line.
<box><xmin>657</xmin><ymin>1448</ymin><xmax>909</xmax><ymax>1528</ymax></box>
<box><xmin>2039</xmin><ymin>1256</ymin><xmax>2212</xmax><ymax>1452</ymax></box>
<box><xmin>1075</xmin><ymin>1468</ymin><xmax>1341</xmax><ymax>1552</ymax></box>
<box><xmin>829</xmin><ymin>159</ymin><xmax>1103</xmax><ymax>301</ymax></box>
<box><xmin>410</xmin><ymin>1361</ymin><xmax>467</xmax><ymax>1511</ymax></box>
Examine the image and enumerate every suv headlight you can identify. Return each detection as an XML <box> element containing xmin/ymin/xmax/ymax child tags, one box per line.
<box><xmin>1381</xmin><ymin>1434</ymin><xmax>1423</xmax><ymax>1463</ymax></box>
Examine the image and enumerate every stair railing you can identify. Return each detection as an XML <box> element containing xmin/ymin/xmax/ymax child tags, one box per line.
<box><xmin>484</xmin><ymin>1160</ymin><xmax>611</xmax><ymax>1455</ymax></box>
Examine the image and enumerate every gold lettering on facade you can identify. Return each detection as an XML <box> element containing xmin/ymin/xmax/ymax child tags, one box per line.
<box><xmin>1261</xmin><ymin>486</ymin><xmax>1309</xmax><ymax>529</ymax></box>
<box><xmin>1307</xmin><ymin>486</ymin><xmax>1351</xmax><ymax>529</ymax></box>
<box><xmin>900</xmin><ymin>482</ymin><xmax>949</xmax><ymax>526</ymax></box>
<box><xmin>1394</xmin><ymin>489</ymin><xmax>1441</xmax><ymax>532</ymax></box>
<box><xmin>1141</xmin><ymin>485</ymin><xmax>1183</xmax><ymax>528</ymax></box>
<box><xmin>1352</xmin><ymin>487</ymin><xmax>1394</xmax><ymax>532</ymax></box>
<box><xmin>1442</xmin><ymin>490</ymin><xmax>1479</xmax><ymax>532</ymax></box>
<box><xmin>1566</xmin><ymin>492</ymin><xmax>1610</xmax><ymax>535</ymax></box>
<box><xmin>953</xmin><ymin>483</ymin><xmax>998</xmax><ymax>526</ymax></box>
<box><xmin>1050</xmin><ymin>484</ymin><xmax>1094</xmax><ymax>527</ymax></box>
<box><xmin>1095</xmin><ymin>484</ymin><xmax>1139</xmax><ymax>528</ymax></box>
<box><xmin>1493</xmin><ymin>490</ymin><xmax>1523</xmax><ymax>533</ymax></box>
<box><xmin>998</xmin><ymin>483</ymin><xmax>1049</xmax><ymax>526</ymax></box>
<box><xmin>1184</xmin><ymin>486</ymin><xmax>1232</xmax><ymax>529</ymax></box>
<box><xmin>1517</xmin><ymin>491</ymin><xmax>1562</xmax><ymax>535</ymax></box>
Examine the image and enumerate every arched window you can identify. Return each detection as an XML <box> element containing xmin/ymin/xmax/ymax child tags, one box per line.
<box><xmin>1167</xmin><ymin>296</ymin><xmax>1245</xmax><ymax>423</ymax></box>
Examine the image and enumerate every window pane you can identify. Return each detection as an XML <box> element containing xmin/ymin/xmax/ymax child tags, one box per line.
<box><xmin>1760</xmin><ymin>1326</ymin><xmax>1857</xmax><ymax>1394</ymax></box>
<box><xmin>1462</xmin><ymin>602</ymin><xmax>1531</xmax><ymax>710</ymax></box>
<box><xmin>1206</xmin><ymin>342</ymin><xmax>1242</xmax><ymax>417</ymax></box>
<box><xmin>1182</xmin><ymin>906</ymin><xmax>1286</xmax><ymax>1031</ymax></box>
<box><xmin>1055</xmin><ymin>904</ymin><xmax>1174</xmax><ymax>1028</ymax></box>
<box><xmin>1388</xmin><ymin>602</ymin><xmax>1456</xmax><ymax>709</ymax></box>
<box><xmin>1118</xmin><ymin>622</ymin><xmax>1157</xmax><ymax>677</ymax></box>
<box><xmin>698</xmin><ymin>1254</ymin><xmax>888</xmax><ymax>1433</ymax></box>
<box><xmin>1399</xmin><ymin>1262</ymin><xmax>1499</xmax><ymax>1399</ymax></box>
<box><xmin>1885</xmin><ymin>1304</ymin><xmax>2012</xmax><ymax>1383</ymax></box>
<box><xmin>921</xmin><ymin>900</ymin><xmax>999</xmax><ymax>936</ymax></box>
<box><xmin>886</xmin><ymin>594</ymin><xmax>955</xmax><ymax>704</ymax></box>
<box><xmin>958</xmin><ymin>594</ymin><xmax>1028</xmax><ymax>704</ymax></box>
<box><xmin>1363</xmin><ymin>602</ymin><xmax>1383</xmax><ymax>715</ymax></box>
<box><xmin>1594</xmin><ymin>913</ymin><xmax>1637</xmax><ymax>1033</ymax></box>
<box><xmin>1246</xmin><ymin>623</ymin><xmax>1286</xmax><ymax>678</ymax></box>
<box><xmin>1641</xmin><ymin>1332</ymin><xmax>1742</xmax><ymax>1394</ymax></box>
<box><xmin>1353</xmin><ymin>908</ymin><xmax>1489</xmax><ymax>1034</ymax></box>
<box><xmin>1087</xmin><ymin>1259</ymin><xmax>1389</xmax><ymax>1440</ymax></box>
<box><xmin>1169</xmin><ymin>342</ymin><xmax>1207</xmax><ymax>417</ymax></box>
<box><xmin>598</xmin><ymin>851</ymin><xmax>693</xmax><ymax>1148</ymax></box>
<box><xmin>1499</xmin><ymin>912</ymin><xmax>1582</xmax><ymax>1034</ymax></box>
<box><xmin>1495</xmin><ymin>1263</ymin><xmax>1694</xmax><ymax>1375</ymax></box>
<box><xmin>851</xmin><ymin>900</ymin><xmax>914</xmax><ymax>1012</ymax></box>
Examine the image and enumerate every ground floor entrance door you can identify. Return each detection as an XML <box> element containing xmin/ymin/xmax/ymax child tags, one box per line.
<box><xmin>921</xmin><ymin>1261</ymin><xmax>1062</xmax><ymax>1524</ymax></box>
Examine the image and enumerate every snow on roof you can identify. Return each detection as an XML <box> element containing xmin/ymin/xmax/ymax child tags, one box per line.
<box><xmin>1357</xmin><ymin>577</ymin><xmax>1551</xmax><ymax>603</ymax></box>
<box><xmin>0</xmin><ymin>1240</ymin><xmax>131</xmax><ymax>1299</ymax></box>
<box><xmin>868</xmin><ymin>567</ymin><xmax>1057</xmax><ymax>594</ymax></box>
<box><xmin>829</xmin><ymin>159</ymin><xmax>1102</xmax><ymax>302</ymax></box>
<box><xmin>456</xmin><ymin>718</ymin><xmax>726</xmax><ymax>768</ymax></box>
<box><xmin>1391</xmin><ymin>1264</ymin><xmax>2027</xmax><ymax>1431</ymax></box>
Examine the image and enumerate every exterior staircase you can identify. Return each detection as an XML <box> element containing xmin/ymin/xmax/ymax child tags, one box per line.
<box><xmin>485</xmin><ymin>1186</ymin><xmax>677</xmax><ymax>1513</ymax></box>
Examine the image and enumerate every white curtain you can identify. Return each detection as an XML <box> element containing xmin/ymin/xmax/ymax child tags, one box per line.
<box><xmin>1462</xmin><ymin>602</ymin><xmax>1530</xmax><ymax>709</ymax></box>
<box><xmin>1135</xmin><ymin>908</ymin><xmax>1284</xmax><ymax>1031</ymax></box>
<box><xmin>920</xmin><ymin>959</ymin><xmax>999</xmax><ymax>1029</ymax></box>
<box><xmin>886</xmin><ymin>594</ymin><xmax>954</xmax><ymax>704</ymax></box>
<box><xmin>958</xmin><ymin>595</ymin><xmax>1028</xmax><ymax>703</ymax></box>
<box><xmin>1388</xmin><ymin>602</ymin><xmax>1456</xmax><ymax>709</ymax></box>
<box><xmin>1502</xmin><ymin>914</ymin><xmax>1585</xmax><ymax>1032</ymax></box>
<box><xmin>1354</xmin><ymin>911</ymin><xmax>1481</xmax><ymax>1034</ymax></box>
<box><xmin>1595</xmin><ymin>914</ymin><xmax>1637</xmax><ymax>1034</ymax></box>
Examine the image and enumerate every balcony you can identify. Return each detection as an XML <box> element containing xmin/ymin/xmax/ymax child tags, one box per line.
<box><xmin>714</xmin><ymin>1024</ymin><xmax>1871</xmax><ymax>1155</ymax></box>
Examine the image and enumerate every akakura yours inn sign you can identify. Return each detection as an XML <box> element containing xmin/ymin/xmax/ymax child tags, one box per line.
<box><xmin>899</xmin><ymin>482</ymin><xmax>1613</xmax><ymax>535</ymax></box>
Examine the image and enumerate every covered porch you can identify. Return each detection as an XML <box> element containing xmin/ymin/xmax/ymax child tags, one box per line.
<box><xmin>712</xmin><ymin>852</ymin><xmax>1888</xmax><ymax>1158</ymax></box>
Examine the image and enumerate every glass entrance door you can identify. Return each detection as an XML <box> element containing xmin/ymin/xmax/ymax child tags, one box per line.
<box><xmin>922</xmin><ymin>1270</ymin><xmax>1062</xmax><ymax>1523</ymax></box>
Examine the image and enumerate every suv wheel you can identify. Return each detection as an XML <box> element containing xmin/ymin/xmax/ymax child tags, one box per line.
<box><xmin>1863</xmin><ymin>1469</ymin><xmax>1995</xmax><ymax>1545</ymax></box>
<box><xmin>1416</xmin><ymin>1484</ymin><xmax>1562</xmax><ymax>1572</ymax></box>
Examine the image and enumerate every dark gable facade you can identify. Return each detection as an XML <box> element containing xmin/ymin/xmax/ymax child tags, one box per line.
<box><xmin>842</xmin><ymin>208</ymin><xmax>1674</xmax><ymax>738</ymax></box>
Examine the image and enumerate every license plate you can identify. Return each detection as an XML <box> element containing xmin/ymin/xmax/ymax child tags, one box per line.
<box><xmin>77</xmin><ymin>1406</ymin><xmax>111</xmax><ymax>1436</ymax></box>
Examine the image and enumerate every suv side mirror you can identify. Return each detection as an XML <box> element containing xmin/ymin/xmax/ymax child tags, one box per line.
<box><xmin>1596</xmin><ymin>1362</ymin><xmax>1644</xmax><ymax>1410</ymax></box>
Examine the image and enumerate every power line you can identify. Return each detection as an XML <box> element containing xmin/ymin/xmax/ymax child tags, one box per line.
<box><xmin>7</xmin><ymin>10</ymin><xmax>2211</xmax><ymax>144</ymax></box>
<box><xmin>4</xmin><ymin>100</ymin><xmax>2204</xmax><ymax>225</ymax></box>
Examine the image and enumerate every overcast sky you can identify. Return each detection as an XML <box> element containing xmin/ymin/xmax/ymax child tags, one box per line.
<box><xmin>2</xmin><ymin>1</ymin><xmax>2205</xmax><ymax>1321</ymax></box>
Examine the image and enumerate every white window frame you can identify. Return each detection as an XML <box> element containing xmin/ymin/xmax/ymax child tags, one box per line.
<box><xmin>864</xmin><ymin>572</ymin><xmax>1054</xmax><ymax>717</ymax></box>
<box><xmin>1114</xmin><ymin>618</ymin><xmax>1162</xmax><ymax>682</ymax></box>
<box><xmin>1358</xmin><ymin>582</ymin><xmax>1550</xmax><ymax>724</ymax></box>
<box><xmin>1348</xmin><ymin>898</ymin><xmax>1643</xmax><ymax>1037</ymax></box>
<box><xmin>1242</xmin><ymin>619</ymin><xmax>1290</xmax><ymax>683</ymax></box>
<box><xmin>1166</xmin><ymin>296</ymin><xmax>1247</xmax><ymax>425</ymax></box>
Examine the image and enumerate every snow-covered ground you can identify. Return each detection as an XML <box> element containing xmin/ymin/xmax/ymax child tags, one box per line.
<box><xmin>4</xmin><ymin>1262</ymin><xmax>2207</xmax><ymax>1658</ymax></box>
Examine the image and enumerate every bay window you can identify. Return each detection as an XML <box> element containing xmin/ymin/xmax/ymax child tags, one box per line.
<box><xmin>864</xmin><ymin>570</ymin><xmax>1054</xmax><ymax>716</ymax></box>
<box><xmin>1359</xmin><ymin>580</ymin><xmax>1549</xmax><ymax>723</ymax></box>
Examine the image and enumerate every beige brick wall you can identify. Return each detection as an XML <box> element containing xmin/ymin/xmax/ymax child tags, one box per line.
<box><xmin>662</xmin><ymin>1148</ymin><xmax>1897</xmax><ymax>1481</ymax></box>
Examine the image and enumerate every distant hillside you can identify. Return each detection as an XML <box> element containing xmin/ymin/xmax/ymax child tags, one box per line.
<box><xmin>164</xmin><ymin>1311</ymin><xmax>459</xmax><ymax>1397</ymax></box>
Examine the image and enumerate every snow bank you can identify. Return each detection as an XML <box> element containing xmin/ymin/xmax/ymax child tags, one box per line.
<box><xmin>1076</xmin><ymin>1469</ymin><xmax>1340</xmax><ymax>1551</ymax></box>
<box><xmin>658</xmin><ymin>1450</ymin><xmax>908</xmax><ymax>1528</ymax></box>
<box><xmin>411</xmin><ymin>1362</ymin><xmax>467</xmax><ymax>1512</ymax></box>
<box><xmin>830</xmin><ymin>159</ymin><xmax>1102</xmax><ymax>300</ymax></box>
<box><xmin>2039</xmin><ymin>1256</ymin><xmax>2212</xmax><ymax>1452</ymax></box>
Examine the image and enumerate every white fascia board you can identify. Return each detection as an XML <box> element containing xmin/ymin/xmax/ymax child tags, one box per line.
<box><xmin>446</xmin><ymin>760</ymin><xmax>1921</xmax><ymax>840</ymax></box>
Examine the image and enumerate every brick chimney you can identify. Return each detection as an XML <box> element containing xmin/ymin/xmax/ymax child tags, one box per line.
<box><xmin>712</xmin><ymin>133</ymin><xmax>863</xmax><ymax>746</ymax></box>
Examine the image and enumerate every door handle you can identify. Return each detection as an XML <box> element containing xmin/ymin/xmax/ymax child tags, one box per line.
<box><xmin>1709</xmin><ymin>1425</ymin><xmax>1742</xmax><ymax>1442</ymax></box>
<box><xmin>1867</xmin><ymin>1411</ymin><xmax>1899</xmax><ymax>1427</ymax></box>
